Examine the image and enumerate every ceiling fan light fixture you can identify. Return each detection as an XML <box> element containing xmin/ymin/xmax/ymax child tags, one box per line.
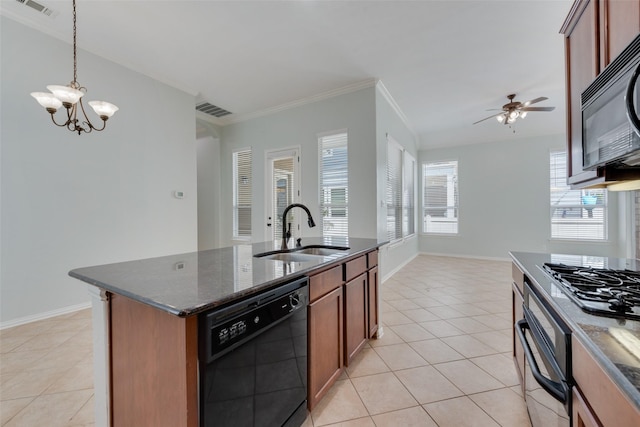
<box><xmin>520</xmin><ymin>111</ymin><xmax>527</xmax><ymax>119</ymax></box>
<box><xmin>496</xmin><ymin>114</ymin><xmax>505</xmax><ymax>123</ymax></box>
<box><xmin>509</xmin><ymin>110</ymin><xmax>519</xmax><ymax>120</ymax></box>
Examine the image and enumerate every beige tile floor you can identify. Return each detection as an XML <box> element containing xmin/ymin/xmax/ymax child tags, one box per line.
<box><xmin>0</xmin><ymin>254</ymin><xmax>530</xmax><ymax>426</ymax></box>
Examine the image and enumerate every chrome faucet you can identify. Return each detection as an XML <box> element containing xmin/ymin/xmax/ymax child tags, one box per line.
<box><xmin>281</xmin><ymin>203</ymin><xmax>316</xmax><ymax>250</ymax></box>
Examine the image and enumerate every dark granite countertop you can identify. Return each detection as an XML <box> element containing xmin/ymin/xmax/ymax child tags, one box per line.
<box><xmin>510</xmin><ymin>251</ymin><xmax>640</xmax><ymax>411</ymax></box>
<box><xmin>69</xmin><ymin>237</ymin><xmax>383</xmax><ymax>317</ymax></box>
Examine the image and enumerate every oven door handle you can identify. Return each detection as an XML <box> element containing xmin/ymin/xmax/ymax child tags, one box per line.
<box><xmin>626</xmin><ymin>61</ymin><xmax>640</xmax><ymax>137</ymax></box>
<box><xmin>516</xmin><ymin>318</ymin><xmax>568</xmax><ymax>404</ymax></box>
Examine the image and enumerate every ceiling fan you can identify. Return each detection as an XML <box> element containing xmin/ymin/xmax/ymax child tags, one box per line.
<box><xmin>473</xmin><ymin>94</ymin><xmax>555</xmax><ymax>125</ymax></box>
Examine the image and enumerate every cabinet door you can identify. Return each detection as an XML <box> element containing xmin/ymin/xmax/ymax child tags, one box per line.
<box><xmin>368</xmin><ymin>266</ymin><xmax>379</xmax><ymax>338</ymax></box>
<box><xmin>565</xmin><ymin>0</ymin><xmax>600</xmax><ymax>185</ymax></box>
<box><xmin>308</xmin><ymin>286</ymin><xmax>343</xmax><ymax>410</ymax></box>
<box><xmin>601</xmin><ymin>0</ymin><xmax>640</xmax><ymax>67</ymax></box>
<box><xmin>344</xmin><ymin>272</ymin><xmax>368</xmax><ymax>366</ymax></box>
<box><xmin>573</xmin><ymin>386</ymin><xmax>601</xmax><ymax>427</ymax></box>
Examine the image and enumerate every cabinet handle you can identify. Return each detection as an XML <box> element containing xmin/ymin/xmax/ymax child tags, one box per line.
<box><xmin>516</xmin><ymin>318</ymin><xmax>568</xmax><ymax>404</ymax></box>
<box><xmin>625</xmin><ymin>62</ymin><xmax>640</xmax><ymax>137</ymax></box>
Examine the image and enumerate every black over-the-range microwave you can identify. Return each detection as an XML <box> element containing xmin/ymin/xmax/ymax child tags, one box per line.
<box><xmin>582</xmin><ymin>34</ymin><xmax>640</xmax><ymax>170</ymax></box>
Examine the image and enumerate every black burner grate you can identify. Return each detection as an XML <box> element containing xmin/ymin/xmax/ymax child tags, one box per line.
<box><xmin>543</xmin><ymin>263</ymin><xmax>640</xmax><ymax>318</ymax></box>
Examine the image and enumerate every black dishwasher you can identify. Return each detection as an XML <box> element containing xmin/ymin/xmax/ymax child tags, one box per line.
<box><xmin>198</xmin><ymin>277</ymin><xmax>309</xmax><ymax>427</ymax></box>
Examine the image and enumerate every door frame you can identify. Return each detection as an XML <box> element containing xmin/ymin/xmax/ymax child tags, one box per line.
<box><xmin>264</xmin><ymin>146</ymin><xmax>301</xmax><ymax>242</ymax></box>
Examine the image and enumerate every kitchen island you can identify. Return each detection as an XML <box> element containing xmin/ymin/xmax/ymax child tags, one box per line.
<box><xmin>69</xmin><ymin>237</ymin><xmax>384</xmax><ymax>427</ymax></box>
<box><xmin>510</xmin><ymin>252</ymin><xmax>640</xmax><ymax>427</ymax></box>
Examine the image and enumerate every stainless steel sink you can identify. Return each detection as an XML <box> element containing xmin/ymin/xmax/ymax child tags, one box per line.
<box><xmin>258</xmin><ymin>253</ymin><xmax>325</xmax><ymax>262</ymax></box>
<box><xmin>295</xmin><ymin>247</ymin><xmax>349</xmax><ymax>256</ymax></box>
<box><xmin>254</xmin><ymin>245</ymin><xmax>350</xmax><ymax>261</ymax></box>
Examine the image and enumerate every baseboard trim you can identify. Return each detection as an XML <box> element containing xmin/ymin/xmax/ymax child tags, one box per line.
<box><xmin>418</xmin><ymin>251</ymin><xmax>511</xmax><ymax>263</ymax></box>
<box><xmin>0</xmin><ymin>301</ymin><xmax>92</xmax><ymax>330</ymax></box>
<box><xmin>381</xmin><ymin>252</ymin><xmax>419</xmax><ymax>283</ymax></box>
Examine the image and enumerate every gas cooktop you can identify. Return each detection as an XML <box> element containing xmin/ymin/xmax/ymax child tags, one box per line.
<box><xmin>542</xmin><ymin>263</ymin><xmax>640</xmax><ymax>320</ymax></box>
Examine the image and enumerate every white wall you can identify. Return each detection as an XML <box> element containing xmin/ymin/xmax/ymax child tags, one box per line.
<box><xmin>1</xmin><ymin>18</ymin><xmax>198</xmax><ymax>325</ymax></box>
<box><xmin>219</xmin><ymin>87</ymin><xmax>378</xmax><ymax>246</ymax></box>
<box><xmin>197</xmin><ymin>134</ymin><xmax>222</xmax><ymax>250</ymax></box>
<box><xmin>375</xmin><ymin>84</ymin><xmax>419</xmax><ymax>280</ymax></box>
<box><xmin>418</xmin><ymin>134</ymin><xmax>624</xmax><ymax>260</ymax></box>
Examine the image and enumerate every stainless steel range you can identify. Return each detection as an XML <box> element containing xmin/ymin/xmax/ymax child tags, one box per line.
<box><xmin>543</xmin><ymin>263</ymin><xmax>640</xmax><ymax>320</ymax></box>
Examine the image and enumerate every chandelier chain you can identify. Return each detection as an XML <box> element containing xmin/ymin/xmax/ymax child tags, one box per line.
<box><xmin>72</xmin><ymin>0</ymin><xmax>77</xmax><ymax>85</ymax></box>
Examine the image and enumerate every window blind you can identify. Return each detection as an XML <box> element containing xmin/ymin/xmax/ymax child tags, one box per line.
<box><xmin>386</xmin><ymin>138</ymin><xmax>403</xmax><ymax>241</ymax></box>
<box><xmin>233</xmin><ymin>149</ymin><xmax>252</xmax><ymax>239</ymax></box>
<box><xmin>423</xmin><ymin>160</ymin><xmax>458</xmax><ymax>234</ymax></box>
<box><xmin>403</xmin><ymin>152</ymin><xmax>416</xmax><ymax>237</ymax></box>
<box><xmin>319</xmin><ymin>132</ymin><xmax>348</xmax><ymax>238</ymax></box>
<box><xmin>550</xmin><ymin>151</ymin><xmax>607</xmax><ymax>240</ymax></box>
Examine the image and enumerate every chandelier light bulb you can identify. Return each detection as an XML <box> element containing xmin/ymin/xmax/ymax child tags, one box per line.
<box><xmin>509</xmin><ymin>110</ymin><xmax>519</xmax><ymax>120</ymax></box>
<box><xmin>30</xmin><ymin>92</ymin><xmax>63</xmax><ymax>112</ymax></box>
<box><xmin>46</xmin><ymin>85</ymin><xmax>84</xmax><ymax>106</ymax></box>
<box><xmin>497</xmin><ymin>114</ymin><xmax>505</xmax><ymax>123</ymax></box>
<box><xmin>520</xmin><ymin>111</ymin><xmax>528</xmax><ymax>119</ymax></box>
<box><xmin>88</xmin><ymin>101</ymin><xmax>119</xmax><ymax>119</ymax></box>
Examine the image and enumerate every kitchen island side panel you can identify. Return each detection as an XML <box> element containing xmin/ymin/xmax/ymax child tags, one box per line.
<box><xmin>110</xmin><ymin>294</ymin><xmax>198</xmax><ymax>427</ymax></box>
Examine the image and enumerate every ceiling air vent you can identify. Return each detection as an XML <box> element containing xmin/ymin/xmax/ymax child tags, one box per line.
<box><xmin>15</xmin><ymin>0</ymin><xmax>58</xmax><ymax>17</ymax></box>
<box><xmin>196</xmin><ymin>102</ymin><xmax>232</xmax><ymax>118</ymax></box>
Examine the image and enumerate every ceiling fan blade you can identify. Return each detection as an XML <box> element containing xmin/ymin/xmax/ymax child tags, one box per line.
<box><xmin>473</xmin><ymin>112</ymin><xmax>503</xmax><ymax>124</ymax></box>
<box><xmin>521</xmin><ymin>106</ymin><xmax>555</xmax><ymax>112</ymax></box>
<box><xmin>522</xmin><ymin>96</ymin><xmax>548</xmax><ymax>106</ymax></box>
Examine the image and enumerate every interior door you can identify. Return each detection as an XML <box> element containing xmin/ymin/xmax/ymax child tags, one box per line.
<box><xmin>265</xmin><ymin>147</ymin><xmax>300</xmax><ymax>242</ymax></box>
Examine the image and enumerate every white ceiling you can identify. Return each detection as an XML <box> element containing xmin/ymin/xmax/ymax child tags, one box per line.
<box><xmin>2</xmin><ymin>0</ymin><xmax>573</xmax><ymax>149</ymax></box>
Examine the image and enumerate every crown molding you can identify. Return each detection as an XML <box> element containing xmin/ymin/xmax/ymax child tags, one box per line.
<box><xmin>375</xmin><ymin>80</ymin><xmax>419</xmax><ymax>142</ymax></box>
<box><xmin>217</xmin><ymin>78</ymin><xmax>377</xmax><ymax>125</ymax></box>
<box><xmin>195</xmin><ymin>110</ymin><xmax>227</xmax><ymax>127</ymax></box>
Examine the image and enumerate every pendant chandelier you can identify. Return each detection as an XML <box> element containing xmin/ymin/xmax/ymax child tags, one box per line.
<box><xmin>31</xmin><ymin>0</ymin><xmax>118</xmax><ymax>135</ymax></box>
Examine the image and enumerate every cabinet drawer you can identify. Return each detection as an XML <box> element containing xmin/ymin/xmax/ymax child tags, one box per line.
<box><xmin>345</xmin><ymin>256</ymin><xmax>367</xmax><ymax>282</ymax></box>
<box><xmin>367</xmin><ymin>250</ymin><xmax>378</xmax><ymax>269</ymax></box>
<box><xmin>309</xmin><ymin>265</ymin><xmax>344</xmax><ymax>302</ymax></box>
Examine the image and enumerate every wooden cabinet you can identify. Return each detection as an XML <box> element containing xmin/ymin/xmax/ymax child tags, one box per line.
<box><xmin>344</xmin><ymin>272</ymin><xmax>368</xmax><ymax>365</ymax></box>
<box><xmin>563</xmin><ymin>0</ymin><xmax>600</xmax><ymax>186</ymax></box>
<box><xmin>600</xmin><ymin>0</ymin><xmax>640</xmax><ymax>67</ymax></box>
<box><xmin>110</xmin><ymin>294</ymin><xmax>198</xmax><ymax>427</ymax></box>
<box><xmin>308</xmin><ymin>266</ymin><xmax>345</xmax><ymax>409</ymax></box>
<box><xmin>307</xmin><ymin>249</ymin><xmax>380</xmax><ymax>409</ymax></box>
<box><xmin>573</xmin><ymin>386</ymin><xmax>601</xmax><ymax>427</ymax></box>
<box><xmin>308</xmin><ymin>285</ymin><xmax>344</xmax><ymax>410</ymax></box>
<box><xmin>367</xmin><ymin>266</ymin><xmax>379</xmax><ymax>338</ymax></box>
<box><xmin>561</xmin><ymin>0</ymin><xmax>640</xmax><ymax>188</ymax></box>
<box><xmin>572</xmin><ymin>335</ymin><xmax>640</xmax><ymax>427</ymax></box>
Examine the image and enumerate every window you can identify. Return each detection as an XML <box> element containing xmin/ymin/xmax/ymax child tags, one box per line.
<box><xmin>319</xmin><ymin>132</ymin><xmax>348</xmax><ymax>238</ymax></box>
<box><xmin>403</xmin><ymin>152</ymin><xmax>416</xmax><ymax>237</ymax></box>
<box><xmin>422</xmin><ymin>160</ymin><xmax>459</xmax><ymax>234</ymax></box>
<box><xmin>233</xmin><ymin>149</ymin><xmax>252</xmax><ymax>240</ymax></box>
<box><xmin>386</xmin><ymin>136</ymin><xmax>416</xmax><ymax>241</ymax></box>
<box><xmin>550</xmin><ymin>151</ymin><xmax>607</xmax><ymax>240</ymax></box>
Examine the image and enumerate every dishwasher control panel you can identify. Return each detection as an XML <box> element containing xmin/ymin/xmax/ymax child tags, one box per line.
<box><xmin>200</xmin><ymin>277</ymin><xmax>309</xmax><ymax>363</ymax></box>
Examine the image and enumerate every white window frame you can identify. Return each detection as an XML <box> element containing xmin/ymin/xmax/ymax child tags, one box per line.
<box><xmin>386</xmin><ymin>135</ymin><xmax>416</xmax><ymax>243</ymax></box>
<box><xmin>232</xmin><ymin>148</ymin><xmax>252</xmax><ymax>241</ymax></box>
<box><xmin>549</xmin><ymin>150</ymin><xmax>608</xmax><ymax>241</ymax></box>
<box><xmin>422</xmin><ymin>159</ymin><xmax>459</xmax><ymax>235</ymax></box>
<box><xmin>318</xmin><ymin>130</ymin><xmax>349</xmax><ymax>240</ymax></box>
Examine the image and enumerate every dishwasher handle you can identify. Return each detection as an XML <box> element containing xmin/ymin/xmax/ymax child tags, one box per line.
<box><xmin>516</xmin><ymin>318</ymin><xmax>569</xmax><ymax>404</ymax></box>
